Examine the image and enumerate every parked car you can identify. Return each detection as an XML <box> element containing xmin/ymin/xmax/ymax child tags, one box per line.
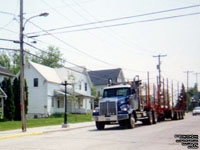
<box><xmin>192</xmin><ymin>106</ymin><xmax>200</xmax><ymax>116</ymax></box>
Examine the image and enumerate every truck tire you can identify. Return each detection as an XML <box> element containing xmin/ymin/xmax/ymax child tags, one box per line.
<box><xmin>119</xmin><ymin>120</ymin><xmax>126</xmax><ymax>127</ymax></box>
<box><xmin>178</xmin><ymin>112</ymin><xmax>181</xmax><ymax>120</ymax></box>
<box><xmin>125</xmin><ymin>114</ymin><xmax>135</xmax><ymax>129</ymax></box>
<box><xmin>143</xmin><ymin>111</ymin><xmax>153</xmax><ymax>125</ymax></box>
<box><xmin>170</xmin><ymin>110</ymin><xmax>174</xmax><ymax>120</ymax></box>
<box><xmin>182</xmin><ymin>112</ymin><xmax>185</xmax><ymax>119</ymax></box>
<box><xmin>173</xmin><ymin>112</ymin><xmax>178</xmax><ymax>120</ymax></box>
<box><xmin>96</xmin><ymin>122</ymin><xmax>105</xmax><ymax>130</ymax></box>
<box><xmin>152</xmin><ymin>111</ymin><xmax>157</xmax><ymax>124</ymax></box>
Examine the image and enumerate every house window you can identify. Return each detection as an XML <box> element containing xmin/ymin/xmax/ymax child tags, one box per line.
<box><xmin>98</xmin><ymin>91</ymin><xmax>101</xmax><ymax>97</ymax></box>
<box><xmin>52</xmin><ymin>98</ymin><xmax>54</xmax><ymax>107</ymax></box>
<box><xmin>33</xmin><ymin>78</ymin><xmax>38</xmax><ymax>87</ymax></box>
<box><xmin>57</xmin><ymin>100</ymin><xmax>60</xmax><ymax>108</ymax></box>
<box><xmin>85</xmin><ymin>83</ymin><xmax>87</xmax><ymax>91</ymax></box>
<box><xmin>79</xmin><ymin>81</ymin><xmax>82</xmax><ymax>90</ymax></box>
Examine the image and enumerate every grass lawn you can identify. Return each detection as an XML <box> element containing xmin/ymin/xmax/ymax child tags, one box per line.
<box><xmin>0</xmin><ymin>113</ymin><xmax>92</xmax><ymax>131</ymax></box>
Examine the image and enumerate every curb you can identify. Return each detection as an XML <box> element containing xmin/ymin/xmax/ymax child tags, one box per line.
<box><xmin>43</xmin><ymin>125</ymin><xmax>94</xmax><ymax>134</ymax></box>
<box><xmin>0</xmin><ymin>132</ymin><xmax>43</xmax><ymax>140</ymax></box>
<box><xmin>0</xmin><ymin>124</ymin><xmax>94</xmax><ymax>140</ymax></box>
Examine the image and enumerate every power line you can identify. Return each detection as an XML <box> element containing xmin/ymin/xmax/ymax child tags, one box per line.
<box><xmin>27</xmin><ymin>20</ymin><xmax>119</xmax><ymax>68</ymax></box>
<box><xmin>26</xmin><ymin>4</ymin><xmax>200</xmax><ymax>36</ymax></box>
<box><xmin>0</xmin><ymin>37</ymin><xmax>150</xmax><ymax>74</ymax></box>
<box><xmin>0</xmin><ymin>11</ymin><xmax>16</xmax><ymax>16</ymax></box>
<box><xmin>0</xmin><ymin>47</ymin><xmax>19</xmax><ymax>52</ymax></box>
<box><xmin>69</xmin><ymin>0</ymin><xmax>156</xmax><ymax>55</ymax></box>
<box><xmin>30</xmin><ymin>12</ymin><xmax>200</xmax><ymax>37</ymax></box>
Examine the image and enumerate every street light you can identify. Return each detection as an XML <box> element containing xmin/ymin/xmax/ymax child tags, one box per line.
<box><xmin>20</xmin><ymin>0</ymin><xmax>49</xmax><ymax>132</ymax></box>
<box><xmin>23</xmin><ymin>12</ymin><xmax>49</xmax><ymax>30</ymax></box>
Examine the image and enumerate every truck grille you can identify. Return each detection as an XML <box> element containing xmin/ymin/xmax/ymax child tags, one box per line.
<box><xmin>99</xmin><ymin>101</ymin><xmax>116</xmax><ymax>116</ymax></box>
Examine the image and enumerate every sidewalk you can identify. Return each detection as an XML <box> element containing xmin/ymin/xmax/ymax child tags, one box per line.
<box><xmin>0</xmin><ymin>121</ymin><xmax>95</xmax><ymax>140</ymax></box>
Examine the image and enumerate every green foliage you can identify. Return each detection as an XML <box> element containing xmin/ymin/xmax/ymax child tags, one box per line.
<box><xmin>31</xmin><ymin>46</ymin><xmax>64</xmax><ymax>68</ymax></box>
<box><xmin>13</xmin><ymin>78</ymin><xmax>21</xmax><ymax>120</ymax></box>
<box><xmin>0</xmin><ymin>52</ymin><xmax>11</xmax><ymax>69</ymax></box>
<box><xmin>12</xmin><ymin>77</ymin><xmax>29</xmax><ymax>120</ymax></box>
<box><xmin>1</xmin><ymin>78</ymin><xmax>15</xmax><ymax>120</ymax></box>
<box><xmin>91</xmin><ymin>87</ymin><xmax>99</xmax><ymax>107</ymax></box>
<box><xmin>0</xmin><ymin>114</ymin><xmax>92</xmax><ymax>131</ymax></box>
<box><xmin>11</xmin><ymin>53</ymin><xmax>20</xmax><ymax>74</ymax></box>
<box><xmin>0</xmin><ymin>46</ymin><xmax>63</xmax><ymax>75</ymax></box>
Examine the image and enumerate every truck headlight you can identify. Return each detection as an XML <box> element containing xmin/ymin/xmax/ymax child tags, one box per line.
<box><xmin>120</xmin><ymin>105</ymin><xmax>128</xmax><ymax>111</ymax></box>
<box><xmin>121</xmin><ymin>107</ymin><xmax>128</xmax><ymax>111</ymax></box>
<box><xmin>93</xmin><ymin>107</ymin><xmax>99</xmax><ymax>113</ymax></box>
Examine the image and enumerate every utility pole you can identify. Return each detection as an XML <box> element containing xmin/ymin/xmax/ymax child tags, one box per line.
<box><xmin>20</xmin><ymin>0</ymin><xmax>26</xmax><ymax>132</ymax></box>
<box><xmin>153</xmin><ymin>54</ymin><xmax>167</xmax><ymax>88</ymax></box>
<box><xmin>194</xmin><ymin>72</ymin><xmax>200</xmax><ymax>92</ymax></box>
<box><xmin>183</xmin><ymin>70</ymin><xmax>193</xmax><ymax>111</ymax></box>
<box><xmin>183</xmin><ymin>71</ymin><xmax>193</xmax><ymax>92</ymax></box>
<box><xmin>153</xmin><ymin>54</ymin><xmax>167</xmax><ymax>87</ymax></box>
<box><xmin>61</xmin><ymin>81</ymin><xmax>71</xmax><ymax>128</ymax></box>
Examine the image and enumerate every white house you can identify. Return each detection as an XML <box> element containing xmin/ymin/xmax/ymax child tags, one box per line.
<box><xmin>24</xmin><ymin>61</ymin><xmax>94</xmax><ymax>118</ymax></box>
<box><xmin>88</xmin><ymin>68</ymin><xmax>125</xmax><ymax>97</ymax></box>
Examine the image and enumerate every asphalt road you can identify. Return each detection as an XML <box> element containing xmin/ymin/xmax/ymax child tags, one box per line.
<box><xmin>0</xmin><ymin>113</ymin><xmax>199</xmax><ymax>150</ymax></box>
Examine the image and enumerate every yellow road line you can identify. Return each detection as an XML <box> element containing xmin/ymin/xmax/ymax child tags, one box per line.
<box><xmin>0</xmin><ymin>132</ymin><xmax>43</xmax><ymax>140</ymax></box>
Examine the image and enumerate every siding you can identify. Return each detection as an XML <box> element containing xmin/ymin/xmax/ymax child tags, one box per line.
<box><xmin>25</xmin><ymin>63</ymin><xmax>47</xmax><ymax>114</ymax></box>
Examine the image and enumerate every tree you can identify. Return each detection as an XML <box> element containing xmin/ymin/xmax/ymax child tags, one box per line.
<box><xmin>91</xmin><ymin>87</ymin><xmax>99</xmax><ymax>107</ymax></box>
<box><xmin>0</xmin><ymin>51</ymin><xmax>21</xmax><ymax>74</ymax></box>
<box><xmin>13</xmin><ymin>77</ymin><xmax>20</xmax><ymax>120</ymax></box>
<box><xmin>1</xmin><ymin>78</ymin><xmax>15</xmax><ymax>120</ymax></box>
<box><xmin>0</xmin><ymin>52</ymin><xmax>11</xmax><ymax>69</ymax></box>
<box><xmin>11</xmin><ymin>53</ymin><xmax>20</xmax><ymax>74</ymax></box>
<box><xmin>187</xmin><ymin>84</ymin><xmax>198</xmax><ymax>110</ymax></box>
<box><xmin>32</xmin><ymin>46</ymin><xmax>64</xmax><ymax>68</ymax></box>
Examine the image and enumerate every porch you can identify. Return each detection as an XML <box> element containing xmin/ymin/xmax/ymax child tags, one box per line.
<box><xmin>52</xmin><ymin>90</ymin><xmax>94</xmax><ymax>114</ymax></box>
<box><xmin>0</xmin><ymin>87</ymin><xmax>7</xmax><ymax>119</ymax></box>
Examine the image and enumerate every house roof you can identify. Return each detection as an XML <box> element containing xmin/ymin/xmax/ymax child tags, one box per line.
<box><xmin>29</xmin><ymin>61</ymin><xmax>62</xmax><ymax>84</ymax></box>
<box><xmin>88</xmin><ymin>68</ymin><xmax>122</xmax><ymax>85</ymax></box>
<box><xmin>28</xmin><ymin>61</ymin><xmax>93</xmax><ymax>87</ymax></box>
<box><xmin>0</xmin><ymin>66</ymin><xmax>15</xmax><ymax>77</ymax></box>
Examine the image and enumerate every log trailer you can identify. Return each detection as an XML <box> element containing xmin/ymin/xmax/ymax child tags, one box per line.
<box><xmin>92</xmin><ymin>73</ymin><xmax>185</xmax><ymax>130</ymax></box>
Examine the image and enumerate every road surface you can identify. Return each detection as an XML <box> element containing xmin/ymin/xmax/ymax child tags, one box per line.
<box><xmin>0</xmin><ymin>113</ymin><xmax>199</xmax><ymax>150</ymax></box>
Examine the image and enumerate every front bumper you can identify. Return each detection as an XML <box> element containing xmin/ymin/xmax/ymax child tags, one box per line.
<box><xmin>93</xmin><ymin>114</ymin><xmax>129</xmax><ymax>122</ymax></box>
<box><xmin>192</xmin><ymin>111</ymin><xmax>200</xmax><ymax>115</ymax></box>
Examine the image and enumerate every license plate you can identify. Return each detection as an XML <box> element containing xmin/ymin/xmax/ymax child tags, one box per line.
<box><xmin>106</xmin><ymin>118</ymin><xmax>110</xmax><ymax>121</ymax></box>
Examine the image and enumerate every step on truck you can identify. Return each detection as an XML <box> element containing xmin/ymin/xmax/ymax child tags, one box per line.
<box><xmin>92</xmin><ymin>74</ymin><xmax>185</xmax><ymax>130</ymax></box>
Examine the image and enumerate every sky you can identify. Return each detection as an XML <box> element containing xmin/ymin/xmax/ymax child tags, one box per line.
<box><xmin>0</xmin><ymin>0</ymin><xmax>200</xmax><ymax>91</ymax></box>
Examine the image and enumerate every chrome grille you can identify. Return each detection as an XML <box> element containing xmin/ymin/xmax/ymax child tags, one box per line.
<box><xmin>99</xmin><ymin>101</ymin><xmax>116</xmax><ymax>116</ymax></box>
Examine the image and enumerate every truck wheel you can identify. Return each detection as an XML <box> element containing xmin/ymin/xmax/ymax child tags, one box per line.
<box><xmin>170</xmin><ymin>110</ymin><xmax>174</xmax><ymax>120</ymax></box>
<box><xmin>96</xmin><ymin>122</ymin><xmax>105</xmax><ymax>130</ymax></box>
<box><xmin>182</xmin><ymin>112</ymin><xmax>185</xmax><ymax>119</ymax></box>
<box><xmin>178</xmin><ymin>112</ymin><xmax>181</xmax><ymax>120</ymax></box>
<box><xmin>173</xmin><ymin>112</ymin><xmax>178</xmax><ymax>120</ymax></box>
<box><xmin>143</xmin><ymin>111</ymin><xmax>153</xmax><ymax>125</ymax></box>
<box><xmin>125</xmin><ymin>114</ymin><xmax>135</xmax><ymax>129</ymax></box>
<box><xmin>152</xmin><ymin>111</ymin><xmax>157</xmax><ymax>124</ymax></box>
<box><xmin>119</xmin><ymin>120</ymin><xmax>125</xmax><ymax>127</ymax></box>
<box><xmin>147</xmin><ymin>111</ymin><xmax>153</xmax><ymax>125</ymax></box>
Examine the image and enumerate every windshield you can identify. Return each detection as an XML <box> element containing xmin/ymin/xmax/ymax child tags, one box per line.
<box><xmin>103</xmin><ymin>88</ymin><xmax>131</xmax><ymax>98</ymax></box>
<box><xmin>194</xmin><ymin>107</ymin><xmax>200</xmax><ymax>110</ymax></box>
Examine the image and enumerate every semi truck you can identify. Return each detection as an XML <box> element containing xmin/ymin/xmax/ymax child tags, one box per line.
<box><xmin>92</xmin><ymin>74</ymin><xmax>185</xmax><ymax>130</ymax></box>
